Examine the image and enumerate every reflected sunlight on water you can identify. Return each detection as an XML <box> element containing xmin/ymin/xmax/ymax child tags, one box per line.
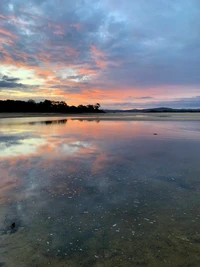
<box><xmin>1</xmin><ymin>118</ymin><xmax>200</xmax><ymax>267</ymax></box>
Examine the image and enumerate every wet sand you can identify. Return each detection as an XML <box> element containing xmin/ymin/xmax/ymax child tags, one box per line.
<box><xmin>0</xmin><ymin>112</ymin><xmax>200</xmax><ymax>120</ymax></box>
<box><xmin>1</xmin><ymin>119</ymin><xmax>200</xmax><ymax>266</ymax></box>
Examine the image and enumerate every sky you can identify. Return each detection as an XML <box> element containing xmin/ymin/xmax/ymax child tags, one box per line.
<box><xmin>0</xmin><ymin>0</ymin><xmax>200</xmax><ymax>109</ymax></box>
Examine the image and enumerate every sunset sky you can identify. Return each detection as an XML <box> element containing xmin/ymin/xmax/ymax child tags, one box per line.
<box><xmin>0</xmin><ymin>0</ymin><xmax>200</xmax><ymax>109</ymax></box>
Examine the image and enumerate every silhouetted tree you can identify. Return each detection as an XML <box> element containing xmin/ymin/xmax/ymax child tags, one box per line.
<box><xmin>87</xmin><ymin>104</ymin><xmax>95</xmax><ymax>112</ymax></box>
<box><xmin>28</xmin><ymin>99</ymin><xmax>36</xmax><ymax>104</ymax></box>
<box><xmin>0</xmin><ymin>99</ymin><xmax>105</xmax><ymax>113</ymax></box>
<box><xmin>94</xmin><ymin>103</ymin><xmax>100</xmax><ymax>110</ymax></box>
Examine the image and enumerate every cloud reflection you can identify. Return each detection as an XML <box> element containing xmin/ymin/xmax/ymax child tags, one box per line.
<box><xmin>0</xmin><ymin>137</ymin><xmax>47</xmax><ymax>157</ymax></box>
<box><xmin>0</xmin><ymin>118</ymin><xmax>200</xmax><ymax>206</ymax></box>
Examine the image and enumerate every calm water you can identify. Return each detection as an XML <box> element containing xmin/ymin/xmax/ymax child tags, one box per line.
<box><xmin>0</xmin><ymin>117</ymin><xmax>200</xmax><ymax>267</ymax></box>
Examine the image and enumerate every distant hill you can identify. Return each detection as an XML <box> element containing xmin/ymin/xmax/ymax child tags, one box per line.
<box><xmin>104</xmin><ymin>107</ymin><xmax>200</xmax><ymax>113</ymax></box>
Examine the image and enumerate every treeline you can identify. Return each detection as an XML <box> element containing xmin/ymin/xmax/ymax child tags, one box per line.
<box><xmin>0</xmin><ymin>99</ymin><xmax>105</xmax><ymax>113</ymax></box>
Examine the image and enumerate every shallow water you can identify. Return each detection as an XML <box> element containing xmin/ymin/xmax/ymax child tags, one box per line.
<box><xmin>0</xmin><ymin>118</ymin><xmax>200</xmax><ymax>267</ymax></box>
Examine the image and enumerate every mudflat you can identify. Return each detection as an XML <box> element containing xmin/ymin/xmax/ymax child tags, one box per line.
<box><xmin>0</xmin><ymin>112</ymin><xmax>200</xmax><ymax>120</ymax></box>
<box><xmin>1</xmin><ymin>118</ymin><xmax>200</xmax><ymax>267</ymax></box>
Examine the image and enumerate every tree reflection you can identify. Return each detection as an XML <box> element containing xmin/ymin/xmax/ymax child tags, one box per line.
<box><xmin>29</xmin><ymin>119</ymin><xmax>68</xmax><ymax>125</ymax></box>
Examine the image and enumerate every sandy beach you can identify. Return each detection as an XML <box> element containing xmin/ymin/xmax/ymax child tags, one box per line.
<box><xmin>0</xmin><ymin>112</ymin><xmax>200</xmax><ymax>121</ymax></box>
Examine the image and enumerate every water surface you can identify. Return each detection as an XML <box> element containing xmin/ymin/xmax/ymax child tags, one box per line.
<box><xmin>0</xmin><ymin>117</ymin><xmax>200</xmax><ymax>267</ymax></box>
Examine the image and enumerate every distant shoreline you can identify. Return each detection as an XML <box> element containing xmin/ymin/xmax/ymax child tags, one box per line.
<box><xmin>1</xmin><ymin>112</ymin><xmax>200</xmax><ymax>121</ymax></box>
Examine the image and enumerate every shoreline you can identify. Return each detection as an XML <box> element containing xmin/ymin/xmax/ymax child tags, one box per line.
<box><xmin>0</xmin><ymin>112</ymin><xmax>200</xmax><ymax>121</ymax></box>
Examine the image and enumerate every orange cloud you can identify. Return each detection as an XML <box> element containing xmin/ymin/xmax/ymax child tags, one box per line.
<box><xmin>78</xmin><ymin>65</ymin><xmax>98</xmax><ymax>76</ymax></box>
<box><xmin>35</xmin><ymin>67</ymin><xmax>55</xmax><ymax>79</ymax></box>
<box><xmin>91</xmin><ymin>45</ymin><xmax>106</xmax><ymax>58</ymax></box>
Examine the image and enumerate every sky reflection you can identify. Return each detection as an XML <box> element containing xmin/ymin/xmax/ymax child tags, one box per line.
<box><xmin>1</xmin><ymin>118</ymin><xmax>200</xmax><ymax>203</ymax></box>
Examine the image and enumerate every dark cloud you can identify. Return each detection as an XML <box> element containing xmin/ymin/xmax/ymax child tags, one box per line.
<box><xmin>2</xmin><ymin>75</ymin><xmax>20</xmax><ymax>82</ymax></box>
<box><xmin>0</xmin><ymin>81</ymin><xmax>25</xmax><ymax>88</ymax></box>
<box><xmin>0</xmin><ymin>75</ymin><xmax>25</xmax><ymax>88</ymax></box>
<box><xmin>135</xmin><ymin>96</ymin><xmax>154</xmax><ymax>100</ymax></box>
<box><xmin>0</xmin><ymin>74</ymin><xmax>39</xmax><ymax>92</ymax></box>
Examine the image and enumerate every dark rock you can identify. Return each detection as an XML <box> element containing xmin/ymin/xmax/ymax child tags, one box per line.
<box><xmin>11</xmin><ymin>223</ymin><xmax>15</xmax><ymax>229</ymax></box>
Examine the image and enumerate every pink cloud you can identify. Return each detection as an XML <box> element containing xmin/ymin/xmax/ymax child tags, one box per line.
<box><xmin>0</xmin><ymin>14</ymin><xmax>6</xmax><ymax>19</ymax></box>
<box><xmin>90</xmin><ymin>45</ymin><xmax>108</xmax><ymax>70</ymax></box>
